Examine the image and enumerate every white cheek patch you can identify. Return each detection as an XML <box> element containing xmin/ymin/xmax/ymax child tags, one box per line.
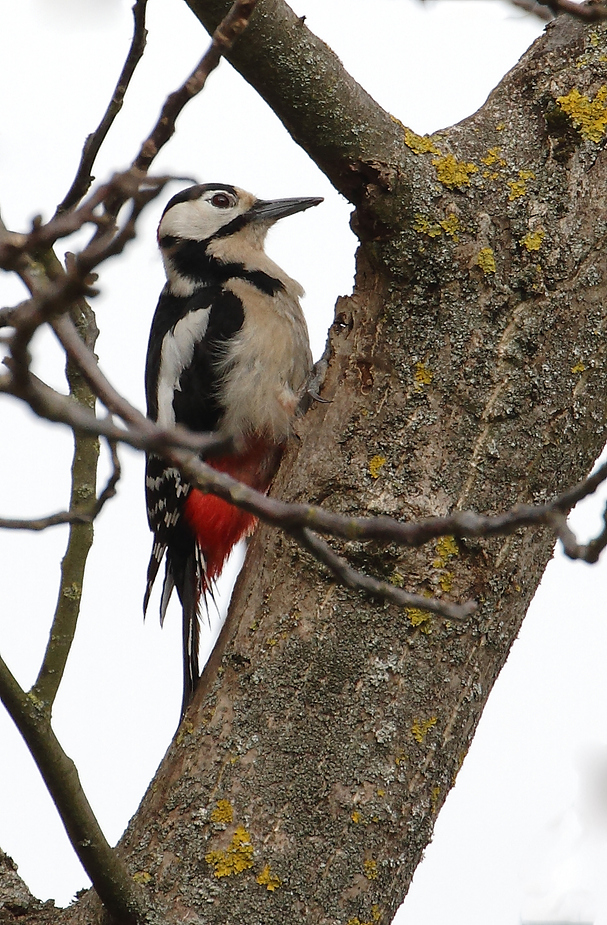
<box><xmin>159</xmin><ymin>199</ymin><xmax>245</xmax><ymax>242</ymax></box>
<box><xmin>156</xmin><ymin>308</ymin><xmax>211</xmax><ymax>427</ymax></box>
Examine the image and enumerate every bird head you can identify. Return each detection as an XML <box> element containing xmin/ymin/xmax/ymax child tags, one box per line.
<box><xmin>157</xmin><ymin>184</ymin><xmax>322</xmax><ymax>294</ymax></box>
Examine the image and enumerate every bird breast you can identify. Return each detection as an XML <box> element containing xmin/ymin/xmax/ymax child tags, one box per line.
<box><xmin>217</xmin><ymin>276</ymin><xmax>313</xmax><ymax>443</ymax></box>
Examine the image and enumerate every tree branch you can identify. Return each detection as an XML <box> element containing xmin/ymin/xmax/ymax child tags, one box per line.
<box><xmin>30</xmin><ymin>298</ymin><xmax>103</xmax><ymax>708</ymax></box>
<box><xmin>56</xmin><ymin>0</ymin><xmax>149</xmax><ymax>215</ymax></box>
<box><xmin>133</xmin><ymin>0</ymin><xmax>260</xmax><ymax>175</ymax></box>
<box><xmin>185</xmin><ymin>0</ymin><xmax>406</xmax><ymax>203</ymax></box>
<box><xmin>535</xmin><ymin>0</ymin><xmax>607</xmax><ymax>20</ymax></box>
<box><xmin>0</xmin><ymin>653</ymin><xmax>147</xmax><ymax>925</ymax></box>
<box><xmin>508</xmin><ymin>0</ymin><xmax>554</xmax><ymax>19</ymax></box>
<box><xmin>0</xmin><ymin>439</ymin><xmax>120</xmax><ymax>532</ymax></box>
<box><xmin>293</xmin><ymin>527</ymin><xmax>475</xmax><ymax>620</ymax></box>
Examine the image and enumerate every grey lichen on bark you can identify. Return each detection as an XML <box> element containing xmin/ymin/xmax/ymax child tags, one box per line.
<box><xmin>61</xmin><ymin>10</ymin><xmax>607</xmax><ymax>925</ymax></box>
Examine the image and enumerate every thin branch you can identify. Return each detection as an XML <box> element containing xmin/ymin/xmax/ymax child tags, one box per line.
<box><xmin>56</xmin><ymin>0</ymin><xmax>149</xmax><ymax>215</ymax></box>
<box><xmin>0</xmin><ymin>510</ymin><xmax>96</xmax><ymax>531</ymax></box>
<box><xmin>133</xmin><ymin>0</ymin><xmax>259</xmax><ymax>175</ymax></box>
<box><xmin>549</xmin><ymin>504</ymin><xmax>607</xmax><ymax>563</ymax></box>
<box><xmin>0</xmin><ymin>438</ymin><xmax>121</xmax><ymax>533</ymax></box>
<box><xmin>508</xmin><ymin>0</ymin><xmax>554</xmax><ymax>20</ymax></box>
<box><xmin>1</xmin><ymin>176</ymin><xmax>173</xmax><ymax>398</ymax></box>
<box><xmin>534</xmin><ymin>0</ymin><xmax>607</xmax><ymax>20</ymax></box>
<box><xmin>31</xmin><ymin>295</ymin><xmax>100</xmax><ymax>711</ymax></box>
<box><xmin>293</xmin><ymin>528</ymin><xmax>475</xmax><ymax>621</ymax></box>
<box><xmin>0</xmin><ymin>174</ymin><xmax>174</xmax><ymax>273</ymax></box>
<box><xmin>0</xmin><ymin>653</ymin><xmax>147</xmax><ymax>924</ymax></box>
<box><xmin>0</xmin><ymin>368</ymin><xmax>230</xmax><ymax>456</ymax></box>
<box><xmin>0</xmin><ymin>304</ymin><xmax>18</xmax><ymax>327</ymax></box>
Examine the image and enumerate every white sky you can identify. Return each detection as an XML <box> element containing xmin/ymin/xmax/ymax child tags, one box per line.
<box><xmin>1</xmin><ymin>1</ymin><xmax>606</xmax><ymax>923</ymax></box>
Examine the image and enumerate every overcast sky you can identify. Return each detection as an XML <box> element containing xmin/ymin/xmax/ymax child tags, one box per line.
<box><xmin>1</xmin><ymin>1</ymin><xmax>607</xmax><ymax>923</ymax></box>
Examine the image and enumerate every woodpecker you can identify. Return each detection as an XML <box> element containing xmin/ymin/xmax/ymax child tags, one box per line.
<box><xmin>143</xmin><ymin>183</ymin><xmax>321</xmax><ymax>717</ymax></box>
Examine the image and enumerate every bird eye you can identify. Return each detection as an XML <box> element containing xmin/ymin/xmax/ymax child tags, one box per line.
<box><xmin>211</xmin><ymin>193</ymin><xmax>233</xmax><ymax>208</ymax></box>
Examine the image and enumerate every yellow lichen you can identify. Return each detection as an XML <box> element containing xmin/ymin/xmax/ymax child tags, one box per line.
<box><xmin>62</xmin><ymin>583</ymin><xmax>80</xmax><ymax>600</ymax></box>
<box><xmin>175</xmin><ymin>720</ymin><xmax>194</xmax><ymax>745</ymax></box>
<box><xmin>395</xmin><ymin>752</ymin><xmax>407</xmax><ymax>766</ymax></box>
<box><xmin>413</xmin><ymin>213</ymin><xmax>442</xmax><ymax>238</ymax></box>
<box><xmin>369</xmin><ymin>455</ymin><xmax>387</xmax><ymax>479</ymax></box>
<box><xmin>432</xmin><ymin>153</ymin><xmax>478</xmax><ymax>188</ymax></box>
<box><xmin>440</xmin><ymin>213</ymin><xmax>460</xmax><ymax>240</ymax></box>
<box><xmin>439</xmin><ymin>571</ymin><xmax>453</xmax><ymax>593</ymax></box>
<box><xmin>433</xmin><ymin>535</ymin><xmax>458</xmax><ymax>568</ymax></box>
<box><xmin>557</xmin><ymin>85</ymin><xmax>607</xmax><ymax>142</ymax></box>
<box><xmin>414</xmin><ymin>212</ymin><xmax>460</xmax><ymax>241</ymax></box>
<box><xmin>414</xmin><ymin>362</ymin><xmax>433</xmax><ymax>386</ymax></box>
<box><xmin>404</xmin><ymin>127</ymin><xmax>439</xmax><ymax>155</ymax></box>
<box><xmin>364</xmin><ymin>859</ymin><xmax>378</xmax><ymax>881</ymax></box>
<box><xmin>351</xmin><ymin>810</ymin><xmax>362</xmax><ymax>823</ymax></box>
<box><xmin>205</xmin><ymin>826</ymin><xmax>254</xmax><ymax>878</ymax></box>
<box><xmin>508</xmin><ymin>179</ymin><xmax>525</xmax><ymax>200</ymax></box>
<box><xmin>520</xmin><ymin>228</ymin><xmax>545</xmax><ymax>251</ymax></box>
<box><xmin>431</xmin><ymin>785</ymin><xmax>441</xmax><ymax>813</ymax></box>
<box><xmin>390</xmin><ymin>570</ymin><xmax>404</xmax><ymax>587</ymax></box>
<box><xmin>349</xmin><ymin>907</ymin><xmax>382</xmax><ymax>925</ymax></box>
<box><xmin>406</xmin><ymin>607</ymin><xmax>432</xmax><ymax>634</ymax></box>
<box><xmin>508</xmin><ymin>169</ymin><xmax>535</xmax><ymax>200</ymax></box>
<box><xmin>481</xmin><ymin>146</ymin><xmax>501</xmax><ymax>166</ymax></box>
<box><xmin>476</xmin><ymin>247</ymin><xmax>496</xmax><ymax>275</ymax></box>
<box><xmin>411</xmin><ymin>717</ymin><xmax>437</xmax><ymax>744</ymax></box>
<box><xmin>256</xmin><ymin>864</ymin><xmax>282</xmax><ymax>891</ymax></box>
<box><xmin>210</xmin><ymin>800</ymin><xmax>234</xmax><ymax>824</ymax></box>
<box><xmin>571</xmin><ymin>361</ymin><xmax>586</xmax><ymax>374</ymax></box>
<box><xmin>496</xmin><ymin>122</ymin><xmax>505</xmax><ymax>131</ymax></box>
<box><xmin>132</xmin><ymin>871</ymin><xmax>153</xmax><ymax>884</ymax></box>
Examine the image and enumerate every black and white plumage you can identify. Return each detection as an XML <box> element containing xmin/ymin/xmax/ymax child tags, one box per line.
<box><xmin>143</xmin><ymin>183</ymin><xmax>321</xmax><ymax>717</ymax></box>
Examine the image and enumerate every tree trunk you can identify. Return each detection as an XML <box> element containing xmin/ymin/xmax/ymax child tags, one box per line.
<box><xmin>5</xmin><ymin>8</ymin><xmax>607</xmax><ymax>925</ymax></box>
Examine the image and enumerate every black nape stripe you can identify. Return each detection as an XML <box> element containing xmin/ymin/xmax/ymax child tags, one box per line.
<box><xmin>244</xmin><ymin>270</ymin><xmax>285</xmax><ymax>296</ymax></box>
<box><xmin>167</xmin><ymin>238</ymin><xmax>285</xmax><ymax>296</ymax></box>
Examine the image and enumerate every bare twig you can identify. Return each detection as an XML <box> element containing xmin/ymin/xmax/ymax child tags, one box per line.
<box><xmin>511</xmin><ymin>0</ymin><xmax>607</xmax><ymax>19</ymax></box>
<box><xmin>0</xmin><ymin>653</ymin><xmax>147</xmax><ymax>924</ymax></box>
<box><xmin>293</xmin><ymin>528</ymin><xmax>475</xmax><ymax>620</ymax></box>
<box><xmin>0</xmin><ymin>439</ymin><xmax>121</xmax><ymax>532</ymax></box>
<box><xmin>56</xmin><ymin>0</ymin><xmax>149</xmax><ymax>215</ymax></box>
<box><xmin>0</xmin><ymin>367</ymin><xmax>230</xmax><ymax>456</ymax></box>
<box><xmin>549</xmin><ymin>503</ymin><xmax>607</xmax><ymax>563</ymax></box>
<box><xmin>30</xmin><ymin>295</ymin><xmax>101</xmax><ymax>712</ymax></box>
<box><xmin>509</xmin><ymin>0</ymin><xmax>554</xmax><ymax>20</ymax></box>
<box><xmin>133</xmin><ymin>0</ymin><xmax>259</xmax><ymax>175</ymax></box>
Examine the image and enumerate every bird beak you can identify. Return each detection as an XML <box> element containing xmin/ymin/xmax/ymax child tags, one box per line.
<box><xmin>249</xmin><ymin>196</ymin><xmax>323</xmax><ymax>223</ymax></box>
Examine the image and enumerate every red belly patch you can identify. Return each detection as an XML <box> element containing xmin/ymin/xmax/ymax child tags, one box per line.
<box><xmin>183</xmin><ymin>436</ymin><xmax>283</xmax><ymax>582</ymax></box>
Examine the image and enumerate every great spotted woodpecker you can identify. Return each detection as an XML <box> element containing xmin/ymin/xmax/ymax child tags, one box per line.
<box><xmin>143</xmin><ymin>183</ymin><xmax>321</xmax><ymax>716</ymax></box>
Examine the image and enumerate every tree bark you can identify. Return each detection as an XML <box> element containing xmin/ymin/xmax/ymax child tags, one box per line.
<box><xmin>5</xmin><ymin>8</ymin><xmax>607</xmax><ymax>925</ymax></box>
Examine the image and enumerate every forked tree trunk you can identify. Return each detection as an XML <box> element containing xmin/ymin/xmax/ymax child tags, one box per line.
<box><xmin>5</xmin><ymin>8</ymin><xmax>607</xmax><ymax>925</ymax></box>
